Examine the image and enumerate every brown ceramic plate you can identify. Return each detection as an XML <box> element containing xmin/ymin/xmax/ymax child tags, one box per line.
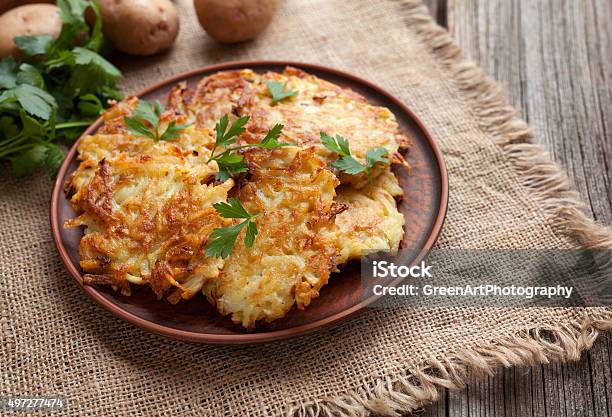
<box><xmin>50</xmin><ymin>61</ymin><xmax>448</xmax><ymax>344</ymax></box>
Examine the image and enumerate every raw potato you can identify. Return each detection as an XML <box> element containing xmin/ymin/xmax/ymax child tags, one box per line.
<box><xmin>0</xmin><ymin>0</ymin><xmax>54</xmax><ymax>15</ymax></box>
<box><xmin>194</xmin><ymin>0</ymin><xmax>279</xmax><ymax>44</ymax></box>
<box><xmin>0</xmin><ymin>4</ymin><xmax>61</xmax><ymax>58</ymax></box>
<box><xmin>96</xmin><ymin>0</ymin><xmax>179</xmax><ymax>56</ymax></box>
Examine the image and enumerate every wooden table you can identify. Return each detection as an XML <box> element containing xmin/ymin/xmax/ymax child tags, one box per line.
<box><xmin>414</xmin><ymin>1</ymin><xmax>612</xmax><ymax>416</ymax></box>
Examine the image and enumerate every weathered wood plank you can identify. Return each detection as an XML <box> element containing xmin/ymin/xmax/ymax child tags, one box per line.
<box><xmin>447</xmin><ymin>0</ymin><xmax>612</xmax><ymax>224</ymax></box>
<box><xmin>415</xmin><ymin>1</ymin><xmax>612</xmax><ymax>416</ymax></box>
<box><xmin>531</xmin><ymin>364</ymin><xmax>547</xmax><ymax>417</ymax></box>
<box><xmin>588</xmin><ymin>334</ymin><xmax>612</xmax><ymax>417</ymax></box>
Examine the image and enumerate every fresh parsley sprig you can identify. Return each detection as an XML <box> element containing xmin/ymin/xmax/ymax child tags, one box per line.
<box><xmin>320</xmin><ymin>132</ymin><xmax>389</xmax><ymax>176</ymax></box>
<box><xmin>206</xmin><ymin>198</ymin><xmax>259</xmax><ymax>258</ymax></box>
<box><xmin>265</xmin><ymin>80</ymin><xmax>298</xmax><ymax>105</ymax></box>
<box><xmin>0</xmin><ymin>0</ymin><xmax>122</xmax><ymax>177</ymax></box>
<box><xmin>125</xmin><ymin>100</ymin><xmax>190</xmax><ymax>142</ymax></box>
<box><xmin>206</xmin><ymin>114</ymin><xmax>289</xmax><ymax>181</ymax></box>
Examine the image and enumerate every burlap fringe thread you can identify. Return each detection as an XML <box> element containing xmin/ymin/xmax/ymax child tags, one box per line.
<box><xmin>287</xmin><ymin>0</ymin><xmax>612</xmax><ymax>416</ymax></box>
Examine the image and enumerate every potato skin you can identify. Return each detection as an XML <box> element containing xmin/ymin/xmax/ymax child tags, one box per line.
<box><xmin>0</xmin><ymin>4</ymin><xmax>61</xmax><ymax>58</ymax></box>
<box><xmin>0</xmin><ymin>0</ymin><xmax>54</xmax><ymax>15</ymax></box>
<box><xmin>97</xmin><ymin>0</ymin><xmax>179</xmax><ymax>56</ymax></box>
<box><xmin>194</xmin><ymin>0</ymin><xmax>279</xmax><ymax>44</ymax></box>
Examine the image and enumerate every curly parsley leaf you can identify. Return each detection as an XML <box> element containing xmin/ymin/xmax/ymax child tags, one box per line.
<box><xmin>244</xmin><ymin>221</ymin><xmax>258</xmax><ymax>248</ymax></box>
<box><xmin>205</xmin><ymin>223</ymin><xmax>244</xmax><ymax>259</ymax></box>
<box><xmin>0</xmin><ymin>116</ymin><xmax>19</xmax><ymax>139</ymax></box>
<box><xmin>14</xmin><ymin>35</ymin><xmax>54</xmax><ymax>57</ymax></box>
<box><xmin>9</xmin><ymin>144</ymin><xmax>48</xmax><ymax>177</ymax></box>
<box><xmin>77</xmin><ymin>94</ymin><xmax>103</xmax><ymax>116</ymax></box>
<box><xmin>206</xmin><ymin>198</ymin><xmax>259</xmax><ymax>258</ymax></box>
<box><xmin>209</xmin><ymin>114</ymin><xmax>250</xmax><ymax>179</ymax></box>
<box><xmin>258</xmin><ymin>123</ymin><xmax>290</xmax><ymax>148</ymax></box>
<box><xmin>333</xmin><ymin>156</ymin><xmax>367</xmax><ymax>175</ymax></box>
<box><xmin>320</xmin><ymin>131</ymin><xmax>389</xmax><ymax>177</ymax></box>
<box><xmin>0</xmin><ymin>85</ymin><xmax>57</xmax><ymax>120</ymax></box>
<box><xmin>57</xmin><ymin>0</ymin><xmax>89</xmax><ymax>25</ymax></box>
<box><xmin>125</xmin><ymin>99</ymin><xmax>190</xmax><ymax>141</ymax></box>
<box><xmin>72</xmin><ymin>47</ymin><xmax>121</xmax><ymax>81</ymax></box>
<box><xmin>265</xmin><ymin>80</ymin><xmax>298</xmax><ymax>105</ymax></box>
<box><xmin>18</xmin><ymin>109</ymin><xmax>47</xmax><ymax>139</ymax></box>
<box><xmin>0</xmin><ymin>58</ymin><xmax>17</xmax><ymax>89</ymax></box>
<box><xmin>214</xmin><ymin>198</ymin><xmax>253</xmax><ymax>218</ymax></box>
<box><xmin>215</xmin><ymin>153</ymin><xmax>248</xmax><ymax>182</ymax></box>
<box><xmin>16</xmin><ymin>64</ymin><xmax>44</xmax><ymax>88</ymax></box>
<box><xmin>8</xmin><ymin>142</ymin><xmax>64</xmax><ymax>177</ymax></box>
<box><xmin>159</xmin><ymin>120</ymin><xmax>191</xmax><ymax>141</ymax></box>
<box><xmin>43</xmin><ymin>143</ymin><xmax>66</xmax><ymax>174</ymax></box>
<box><xmin>208</xmin><ymin>116</ymin><xmax>288</xmax><ymax>181</ymax></box>
<box><xmin>366</xmin><ymin>147</ymin><xmax>390</xmax><ymax>167</ymax></box>
<box><xmin>214</xmin><ymin>114</ymin><xmax>229</xmax><ymax>143</ymax></box>
<box><xmin>125</xmin><ymin>117</ymin><xmax>156</xmax><ymax>140</ymax></box>
<box><xmin>214</xmin><ymin>114</ymin><xmax>249</xmax><ymax>147</ymax></box>
<box><xmin>320</xmin><ymin>132</ymin><xmax>350</xmax><ymax>157</ymax></box>
<box><xmin>133</xmin><ymin>99</ymin><xmax>160</xmax><ymax>125</ymax></box>
<box><xmin>14</xmin><ymin>84</ymin><xmax>58</xmax><ymax>120</ymax></box>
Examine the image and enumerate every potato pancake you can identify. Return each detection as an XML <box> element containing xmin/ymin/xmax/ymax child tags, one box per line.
<box><xmin>65</xmin><ymin>99</ymin><xmax>231</xmax><ymax>301</ymax></box>
<box><xmin>330</xmin><ymin>169</ymin><xmax>405</xmax><ymax>265</ymax></box>
<box><xmin>203</xmin><ymin>147</ymin><xmax>342</xmax><ymax>328</ymax></box>
<box><xmin>66</xmin><ymin>67</ymin><xmax>408</xmax><ymax>328</ymax></box>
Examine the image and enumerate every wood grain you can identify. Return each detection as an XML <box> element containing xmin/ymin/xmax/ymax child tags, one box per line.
<box><xmin>447</xmin><ymin>0</ymin><xmax>612</xmax><ymax>223</ymax></box>
<box><xmin>414</xmin><ymin>0</ymin><xmax>612</xmax><ymax>416</ymax></box>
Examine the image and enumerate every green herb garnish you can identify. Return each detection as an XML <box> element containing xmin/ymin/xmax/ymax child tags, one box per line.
<box><xmin>264</xmin><ymin>80</ymin><xmax>298</xmax><ymax>105</ymax></box>
<box><xmin>0</xmin><ymin>0</ymin><xmax>122</xmax><ymax>177</ymax></box>
<box><xmin>125</xmin><ymin>100</ymin><xmax>190</xmax><ymax>142</ymax></box>
<box><xmin>320</xmin><ymin>132</ymin><xmax>389</xmax><ymax>176</ymax></box>
<box><xmin>206</xmin><ymin>198</ymin><xmax>259</xmax><ymax>258</ymax></box>
<box><xmin>207</xmin><ymin>114</ymin><xmax>289</xmax><ymax>181</ymax></box>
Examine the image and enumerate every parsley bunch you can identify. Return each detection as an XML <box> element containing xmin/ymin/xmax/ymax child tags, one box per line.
<box><xmin>321</xmin><ymin>132</ymin><xmax>389</xmax><ymax>176</ymax></box>
<box><xmin>207</xmin><ymin>114</ymin><xmax>289</xmax><ymax>181</ymax></box>
<box><xmin>125</xmin><ymin>100</ymin><xmax>190</xmax><ymax>141</ymax></box>
<box><xmin>0</xmin><ymin>0</ymin><xmax>122</xmax><ymax>177</ymax></box>
<box><xmin>206</xmin><ymin>198</ymin><xmax>259</xmax><ymax>258</ymax></box>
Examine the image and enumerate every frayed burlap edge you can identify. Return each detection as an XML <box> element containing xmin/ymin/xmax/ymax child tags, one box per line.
<box><xmin>287</xmin><ymin>312</ymin><xmax>612</xmax><ymax>417</ymax></box>
<box><xmin>286</xmin><ymin>0</ymin><xmax>612</xmax><ymax>416</ymax></box>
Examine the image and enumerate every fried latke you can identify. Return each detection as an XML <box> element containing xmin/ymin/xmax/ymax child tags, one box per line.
<box><xmin>203</xmin><ymin>147</ymin><xmax>342</xmax><ymax>328</ymax></box>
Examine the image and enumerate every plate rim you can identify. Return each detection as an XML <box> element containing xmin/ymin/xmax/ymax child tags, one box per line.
<box><xmin>50</xmin><ymin>60</ymin><xmax>448</xmax><ymax>344</ymax></box>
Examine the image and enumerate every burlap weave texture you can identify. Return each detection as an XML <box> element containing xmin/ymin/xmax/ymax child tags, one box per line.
<box><xmin>1</xmin><ymin>1</ymin><xmax>611</xmax><ymax>416</ymax></box>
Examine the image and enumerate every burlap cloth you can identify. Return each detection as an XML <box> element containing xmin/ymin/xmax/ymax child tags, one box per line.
<box><xmin>1</xmin><ymin>1</ymin><xmax>611</xmax><ymax>416</ymax></box>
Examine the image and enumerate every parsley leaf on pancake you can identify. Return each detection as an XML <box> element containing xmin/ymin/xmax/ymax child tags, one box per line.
<box><xmin>214</xmin><ymin>198</ymin><xmax>253</xmax><ymax>218</ymax></box>
<box><xmin>321</xmin><ymin>131</ymin><xmax>389</xmax><ymax>177</ymax></box>
<box><xmin>125</xmin><ymin>99</ymin><xmax>190</xmax><ymax>141</ymax></box>
<box><xmin>265</xmin><ymin>80</ymin><xmax>298</xmax><ymax>105</ymax></box>
<box><xmin>258</xmin><ymin>123</ymin><xmax>289</xmax><ymax>148</ymax></box>
<box><xmin>366</xmin><ymin>147</ymin><xmax>390</xmax><ymax>167</ymax></box>
<box><xmin>208</xmin><ymin>116</ymin><xmax>288</xmax><ymax>181</ymax></box>
<box><xmin>206</xmin><ymin>198</ymin><xmax>259</xmax><ymax>258</ymax></box>
<box><xmin>333</xmin><ymin>155</ymin><xmax>367</xmax><ymax>174</ymax></box>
